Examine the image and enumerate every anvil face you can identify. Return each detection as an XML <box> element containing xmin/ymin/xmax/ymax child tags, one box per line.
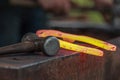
<box><xmin>0</xmin><ymin>49</ymin><xmax>104</xmax><ymax>80</ymax></box>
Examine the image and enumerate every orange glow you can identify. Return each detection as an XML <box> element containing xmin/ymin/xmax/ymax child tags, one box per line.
<box><xmin>36</xmin><ymin>29</ymin><xmax>116</xmax><ymax>51</ymax></box>
<box><xmin>59</xmin><ymin>39</ymin><xmax>103</xmax><ymax>56</ymax></box>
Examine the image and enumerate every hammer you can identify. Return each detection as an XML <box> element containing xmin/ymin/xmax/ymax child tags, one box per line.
<box><xmin>0</xmin><ymin>33</ymin><xmax>60</xmax><ymax>56</ymax></box>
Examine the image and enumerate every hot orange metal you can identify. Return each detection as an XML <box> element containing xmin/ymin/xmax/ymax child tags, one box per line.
<box><xmin>36</xmin><ymin>29</ymin><xmax>116</xmax><ymax>51</ymax></box>
<box><xmin>59</xmin><ymin>39</ymin><xmax>103</xmax><ymax>56</ymax></box>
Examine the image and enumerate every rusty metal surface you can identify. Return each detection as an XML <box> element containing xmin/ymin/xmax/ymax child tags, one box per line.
<box><xmin>104</xmin><ymin>37</ymin><xmax>120</xmax><ymax>80</ymax></box>
<box><xmin>0</xmin><ymin>49</ymin><xmax>104</xmax><ymax>80</ymax></box>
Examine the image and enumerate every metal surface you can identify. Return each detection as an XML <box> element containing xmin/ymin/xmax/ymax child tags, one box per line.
<box><xmin>104</xmin><ymin>37</ymin><xmax>120</xmax><ymax>80</ymax></box>
<box><xmin>4</xmin><ymin>34</ymin><xmax>120</xmax><ymax>80</ymax></box>
<box><xmin>0</xmin><ymin>49</ymin><xmax>104</xmax><ymax>80</ymax></box>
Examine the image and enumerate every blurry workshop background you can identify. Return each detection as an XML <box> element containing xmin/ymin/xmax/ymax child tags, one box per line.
<box><xmin>48</xmin><ymin>0</ymin><xmax>118</xmax><ymax>41</ymax></box>
<box><xmin>0</xmin><ymin>0</ymin><xmax>118</xmax><ymax>46</ymax></box>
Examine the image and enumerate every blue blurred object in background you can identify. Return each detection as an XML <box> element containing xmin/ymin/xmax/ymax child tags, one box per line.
<box><xmin>0</xmin><ymin>5</ymin><xmax>48</xmax><ymax>46</ymax></box>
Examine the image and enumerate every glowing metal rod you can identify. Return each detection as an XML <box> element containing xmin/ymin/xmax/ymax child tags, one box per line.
<box><xmin>59</xmin><ymin>39</ymin><xmax>103</xmax><ymax>56</ymax></box>
<box><xmin>36</xmin><ymin>30</ymin><xmax>116</xmax><ymax>51</ymax></box>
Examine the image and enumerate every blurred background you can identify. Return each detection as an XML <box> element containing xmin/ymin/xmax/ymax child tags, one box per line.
<box><xmin>0</xmin><ymin>0</ymin><xmax>119</xmax><ymax>46</ymax></box>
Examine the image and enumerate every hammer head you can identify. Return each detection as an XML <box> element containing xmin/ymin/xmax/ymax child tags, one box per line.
<box><xmin>22</xmin><ymin>33</ymin><xmax>60</xmax><ymax>56</ymax></box>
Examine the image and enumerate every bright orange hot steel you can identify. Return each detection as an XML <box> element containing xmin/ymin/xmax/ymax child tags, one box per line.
<box><xmin>59</xmin><ymin>39</ymin><xmax>103</xmax><ymax>56</ymax></box>
<box><xmin>36</xmin><ymin>33</ymin><xmax>103</xmax><ymax>56</ymax></box>
<box><xmin>36</xmin><ymin>29</ymin><xmax>116</xmax><ymax>51</ymax></box>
